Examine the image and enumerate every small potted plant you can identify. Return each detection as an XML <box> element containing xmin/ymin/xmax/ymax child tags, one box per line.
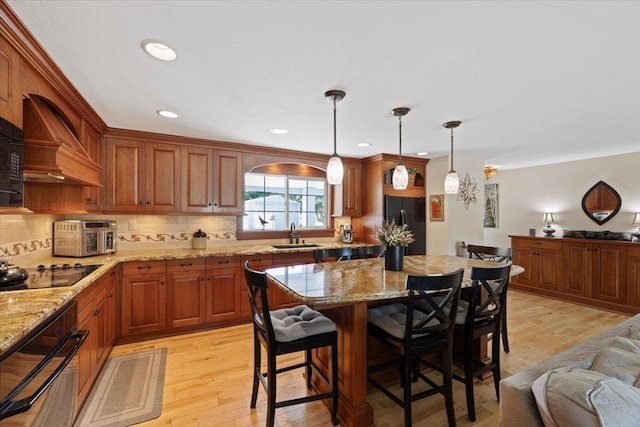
<box><xmin>407</xmin><ymin>167</ymin><xmax>418</xmax><ymax>186</ymax></box>
<box><xmin>376</xmin><ymin>219</ymin><xmax>415</xmax><ymax>271</ymax></box>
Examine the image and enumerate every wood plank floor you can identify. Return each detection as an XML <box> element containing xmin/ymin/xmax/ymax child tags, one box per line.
<box><xmin>110</xmin><ymin>291</ymin><xmax>631</xmax><ymax>426</ymax></box>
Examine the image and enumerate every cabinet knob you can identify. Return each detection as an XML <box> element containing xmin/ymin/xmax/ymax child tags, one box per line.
<box><xmin>214</xmin><ymin>203</ymin><xmax>218</xmax><ymax>207</ymax></box>
<box><xmin>139</xmin><ymin>201</ymin><xmax>144</xmax><ymax>205</ymax></box>
<box><xmin>160</xmin><ymin>281</ymin><xmax>165</xmax><ymax>285</ymax></box>
<box><xmin>146</xmin><ymin>201</ymin><xmax>151</xmax><ymax>205</ymax></box>
<box><xmin>86</xmin><ymin>197</ymin><xmax>93</xmax><ymax>202</ymax></box>
<box><xmin>93</xmin><ymin>309</ymin><xmax>100</xmax><ymax>316</ymax></box>
<box><xmin>108</xmin><ymin>293</ymin><xmax>114</xmax><ymax>298</ymax></box>
<box><xmin>208</xmin><ymin>203</ymin><xmax>212</xmax><ymax>206</ymax></box>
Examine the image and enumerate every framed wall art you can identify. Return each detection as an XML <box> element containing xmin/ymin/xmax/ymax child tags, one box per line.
<box><xmin>484</xmin><ymin>183</ymin><xmax>499</xmax><ymax>228</ymax></box>
<box><xmin>429</xmin><ymin>194</ymin><xmax>444</xmax><ymax>221</ymax></box>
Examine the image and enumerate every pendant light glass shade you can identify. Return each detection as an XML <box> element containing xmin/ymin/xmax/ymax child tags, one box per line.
<box><xmin>393</xmin><ymin>164</ymin><xmax>408</xmax><ymax>190</ymax></box>
<box><xmin>444</xmin><ymin>172</ymin><xmax>459</xmax><ymax>194</ymax></box>
<box><xmin>443</xmin><ymin>120</ymin><xmax>461</xmax><ymax>194</ymax></box>
<box><xmin>391</xmin><ymin>107</ymin><xmax>411</xmax><ymax>190</ymax></box>
<box><xmin>326</xmin><ymin>155</ymin><xmax>344</xmax><ymax>185</ymax></box>
<box><xmin>325</xmin><ymin>90</ymin><xmax>346</xmax><ymax>185</ymax></box>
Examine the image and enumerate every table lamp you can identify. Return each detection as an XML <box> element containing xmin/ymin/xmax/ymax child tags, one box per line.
<box><xmin>633</xmin><ymin>212</ymin><xmax>640</xmax><ymax>232</ymax></box>
<box><xmin>543</xmin><ymin>213</ymin><xmax>556</xmax><ymax>237</ymax></box>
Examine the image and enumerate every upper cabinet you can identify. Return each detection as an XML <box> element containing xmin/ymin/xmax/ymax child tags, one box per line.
<box><xmin>0</xmin><ymin>36</ymin><xmax>22</xmax><ymax>127</ymax></box>
<box><xmin>180</xmin><ymin>147</ymin><xmax>243</xmax><ymax>214</ymax></box>
<box><xmin>332</xmin><ymin>160</ymin><xmax>362</xmax><ymax>217</ymax></box>
<box><xmin>82</xmin><ymin>121</ymin><xmax>103</xmax><ymax>211</ymax></box>
<box><xmin>105</xmin><ymin>138</ymin><xmax>180</xmax><ymax>213</ymax></box>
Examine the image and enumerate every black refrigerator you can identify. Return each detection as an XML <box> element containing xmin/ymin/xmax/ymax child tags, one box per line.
<box><xmin>384</xmin><ymin>195</ymin><xmax>426</xmax><ymax>255</ymax></box>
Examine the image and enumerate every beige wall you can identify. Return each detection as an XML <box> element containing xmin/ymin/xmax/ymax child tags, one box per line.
<box><xmin>483</xmin><ymin>151</ymin><xmax>640</xmax><ymax>248</ymax></box>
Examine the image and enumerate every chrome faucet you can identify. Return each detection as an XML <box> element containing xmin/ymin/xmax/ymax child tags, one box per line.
<box><xmin>289</xmin><ymin>222</ymin><xmax>300</xmax><ymax>244</ymax></box>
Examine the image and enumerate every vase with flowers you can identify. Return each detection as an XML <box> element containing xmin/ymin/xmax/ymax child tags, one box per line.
<box><xmin>376</xmin><ymin>219</ymin><xmax>415</xmax><ymax>271</ymax></box>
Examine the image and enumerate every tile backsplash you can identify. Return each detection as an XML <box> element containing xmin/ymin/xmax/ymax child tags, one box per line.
<box><xmin>1</xmin><ymin>214</ymin><xmax>348</xmax><ymax>266</ymax></box>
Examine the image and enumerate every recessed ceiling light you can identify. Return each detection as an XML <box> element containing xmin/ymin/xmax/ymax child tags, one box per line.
<box><xmin>141</xmin><ymin>39</ymin><xmax>177</xmax><ymax>61</ymax></box>
<box><xmin>157</xmin><ymin>110</ymin><xmax>178</xmax><ymax>119</ymax></box>
<box><xmin>357</xmin><ymin>142</ymin><xmax>371</xmax><ymax>147</ymax></box>
<box><xmin>416</xmin><ymin>152</ymin><xmax>429</xmax><ymax>156</ymax></box>
<box><xmin>270</xmin><ymin>129</ymin><xmax>288</xmax><ymax>135</ymax></box>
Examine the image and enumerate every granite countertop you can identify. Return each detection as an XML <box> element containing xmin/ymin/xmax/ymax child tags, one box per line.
<box><xmin>0</xmin><ymin>241</ymin><xmax>371</xmax><ymax>354</ymax></box>
<box><xmin>266</xmin><ymin>255</ymin><xmax>525</xmax><ymax>305</ymax></box>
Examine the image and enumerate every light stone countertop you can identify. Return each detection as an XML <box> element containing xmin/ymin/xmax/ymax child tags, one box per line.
<box><xmin>0</xmin><ymin>242</ymin><xmax>371</xmax><ymax>354</ymax></box>
<box><xmin>266</xmin><ymin>255</ymin><xmax>524</xmax><ymax>306</ymax></box>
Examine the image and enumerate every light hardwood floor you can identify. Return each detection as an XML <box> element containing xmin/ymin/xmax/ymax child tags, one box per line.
<box><xmin>110</xmin><ymin>291</ymin><xmax>630</xmax><ymax>426</ymax></box>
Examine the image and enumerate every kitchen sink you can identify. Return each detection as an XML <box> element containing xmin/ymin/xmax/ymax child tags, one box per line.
<box><xmin>271</xmin><ymin>243</ymin><xmax>322</xmax><ymax>249</ymax></box>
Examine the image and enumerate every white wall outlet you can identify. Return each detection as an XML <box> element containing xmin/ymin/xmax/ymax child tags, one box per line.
<box><xmin>129</xmin><ymin>219</ymin><xmax>137</xmax><ymax>231</ymax></box>
<box><xmin>45</xmin><ymin>222</ymin><xmax>51</xmax><ymax>234</ymax></box>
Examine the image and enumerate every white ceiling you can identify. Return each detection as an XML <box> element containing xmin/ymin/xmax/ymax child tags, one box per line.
<box><xmin>7</xmin><ymin>1</ymin><xmax>640</xmax><ymax>170</ymax></box>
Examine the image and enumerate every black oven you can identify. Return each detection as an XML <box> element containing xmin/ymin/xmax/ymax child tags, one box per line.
<box><xmin>0</xmin><ymin>116</ymin><xmax>24</xmax><ymax>208</ymax></box>
<box><xmin>0</xmin><ymin>301</ymin><xmax>87</xmax><ymax>426</ymax></box>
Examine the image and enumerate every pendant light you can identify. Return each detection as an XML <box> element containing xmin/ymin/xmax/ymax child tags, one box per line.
<box><xmin>325</xmin><ymin>89</ymin><xmax>346</xmax><ymax>185</ymax></box>
<box><xmin>391</xmin><ymin>107</ymin><xmax>411</xmax><ymax>190</ymax></box>
<box><xmin>443</xmin><ymin>120</ymin><xmax>461</xmax><ymax>194</ymax></box>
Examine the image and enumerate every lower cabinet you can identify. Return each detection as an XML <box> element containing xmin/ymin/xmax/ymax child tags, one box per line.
<box><xmin>121</xmin><ymin>260</ymin><xmax>167</xmax><ymax>336</ymax></box>
<box><xmin>511</xmin><ymin>236</ymin><xmax>636</xmax><ymax>314</ymax></box>
<box><xmin>167</xmin><ymin>258</ymin><xmax>206</xmax><ymax>329</ymax></box>
<box><xmin>76</xmin><ymin>266</ymin><xmax>119</xmax><ymax>407</ymax></box>
<box><xmin>271</xmin><ymin>252</ymin><xmax>315</xmax><ymax>309</ymax></box>
<box><xmin>240</xmin><ymin>255</ymin><xmax>273</xmax><ymax>319</ymax></box>
<box><xmin>205</xmin><ymin>256</ymin><xmax>241</xmax><ymax>324</ymax></box>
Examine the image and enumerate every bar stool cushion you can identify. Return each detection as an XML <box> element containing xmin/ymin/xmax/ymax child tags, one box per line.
<box><xmin>270</xmin><ymin>305</ymin><xmax>336</xmax><ymax>342</ymax></box>
<box><xmin>367</xmin><ymin>303</ymin><xmax>438</xmax><ymax>340</ymax></box>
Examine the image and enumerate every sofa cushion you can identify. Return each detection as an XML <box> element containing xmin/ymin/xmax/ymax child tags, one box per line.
<box><xmin>591</xmin><ymin>346</ymin><xmax>640</xmax><ymax>387</ymax></box>
<box><xmin>532</xmin><ymin>367</ymin><xmax>640</xmax><ymax>427</ymax></box>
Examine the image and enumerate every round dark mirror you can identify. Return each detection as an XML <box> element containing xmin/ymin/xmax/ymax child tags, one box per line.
<box><xmin>581</xmin><ymin>181</ymin><xmax>621</xmax><ymax>225</ymax></box>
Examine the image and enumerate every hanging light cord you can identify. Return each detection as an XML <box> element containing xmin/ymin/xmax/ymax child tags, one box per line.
<box><xmin>332</xmin><ymin>96</ymin><xmax>338</xmax><ymax>156</ymax></box>
<box><xmin>398</xmin><ymin>115</ymin><xmax>403</xmax><ymax>165</ymax></box>
<box><xmin>449</xmin><ymin>127</ymin><xmax>455</xmax><ymax>172</ymax></box>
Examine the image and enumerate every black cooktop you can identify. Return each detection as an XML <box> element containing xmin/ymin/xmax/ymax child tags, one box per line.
<box><xmin>0</xmin><ymin>263</ymin><xmax>102</xmax><ymax>292</ymax></box>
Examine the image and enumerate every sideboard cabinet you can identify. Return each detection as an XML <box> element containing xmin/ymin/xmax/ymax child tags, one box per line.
<box><xmin>511</xmin><ymin>236</ymin><xmax>637</xmax><ymax>315</ymax></box>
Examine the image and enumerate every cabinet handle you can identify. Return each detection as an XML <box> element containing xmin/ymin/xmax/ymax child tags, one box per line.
<box><xmin>252</xmin><ymin>258</ymin><xmax>262</xmax><ymax>262</ymax></box>
<box><xmin>180</xmin><ymin>262</ymin><xmax>193</xmax><ymax>267</ymax></box>
<box><xmin>109</xmin><ymin>270</ymin><xmax>116</xmax><ymax>276</ymax></box>
<box><xmin>532</xmin><ymin>242</ymin><xmax>541</xmax><ymax>245</ymax></box>
<box><xmin>218</xmin><ymin>260</ymin><xmax>230</xmax><ymax>264</ymax></box>
<box><xmin>137</xmin><ymin>265</ymin><xmax>152</xmax><ymax>270</ymax></box>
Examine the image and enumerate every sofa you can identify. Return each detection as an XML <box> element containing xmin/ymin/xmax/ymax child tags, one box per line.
<box><xmin>500</xmin><ymin>313</ymin><xmax>640</xmax><ymax>427</ymax></box>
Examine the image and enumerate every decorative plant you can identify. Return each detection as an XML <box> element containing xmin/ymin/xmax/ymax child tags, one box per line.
<box><xmin>407</xmin><ymin>167</ymin><xmax>419</xmax><ymax>175</ymax></box>
<box><xmin>376</xmin><ymin>219</ymin><xmax>415</xmax><ymax>247</ymax></box>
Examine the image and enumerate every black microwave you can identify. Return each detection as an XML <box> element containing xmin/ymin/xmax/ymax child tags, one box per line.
<box><xmin>0</xmin><ymin>116</ymin><xmax>24</xmax><ymax>207</ymax></box>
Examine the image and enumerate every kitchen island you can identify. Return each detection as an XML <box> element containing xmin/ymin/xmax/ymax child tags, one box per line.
<box><xmin>266</xmin><ymin>255</ymin><xmax>524</xmax><ymax>427</ymax></box>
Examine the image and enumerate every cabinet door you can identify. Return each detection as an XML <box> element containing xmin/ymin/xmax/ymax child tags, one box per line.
<box><xmin>103</xmin><ymin>273</ymin><xmax>117</xmax><ymax>351</ymax></box>
<box><xmin>205</xmin><ymin>266</ymin><xmax>240</xmax><ymax>323</ymax></box>
<box><xmin>627</xmin><ymin>247</ymin><xmax>640</xmax><ymax>308</ymax></box>
<box><xmin>537</xmin><ymin>246</ymin><xmax>562</xmax><ymax>291</ymax></box>
<box><xmin>94</xmin><ymin>293</ymin><xmax>109</xmax><ymax>370</ymax></box>
<box><xmin>167</xmin><ymin>269</ymin><xmax>206</xmax><ymax>328</ymax></box>
<box><xmin>121</xmin><ymin>273</ymin><xmax>167</xmax><ymax>336</ymax></box>
<box><xmin>333</xmin><ymin>162</ymin><xmax>362</xmax><ymax>217</ymax></box>
<box><xmin>0</xmin><ymin>37</ymin><xmax>22</xmax><ymax>127</ymax></box>
<box><xmin>181</xmin><ymin>145</ymin><xmax>214</xmax><ymax>212</ymax></box>
<box><xmin>105</xmin><ymin>138</ymin><xmax>145</xmax><ymax>212</ymax></box>
<box><xmin>82</xmin><ymin>123</ymin><xmax>103</xmax><ymax>211</ymax></box>
<box><xmin>564</xmin><ymin>241</ymin><xmax>591</xmax><ymax>296</ymax></box>
<box><xmin>213</xmin><ymin>150</ymin><xmax>243</xmax><ymax>214</ymax></box>
<box><xmin>146</xmin><ymin>142</ymin><xmax>181</xmax><ymax>212</ymax></box>
<box><xmin>592</xmin><ymin>245</ymin><xmax>627</xmax><ymax>304</ymax></box>
<box><xmin>76</xmin><ymin>302</ymin><xmax>97</xmax><ymax>405</ymax></box>
<box><xmin>511</xmin><ymin>245</ymin><xmax>536</xmax><ymax>287</ymax></box>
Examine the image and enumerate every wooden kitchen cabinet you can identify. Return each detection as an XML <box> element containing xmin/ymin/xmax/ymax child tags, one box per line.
<box><xmin>239</xmin><ymin>255</ymin><xmax>273</xmax><ymax>318</ymax></box>
<box><xmin>167</xmin><ymin>258</ymin><xmax>206</xmax><ymax>329</ymax></box>
<box><xmin>511</xmin><ymin>237</ymin><xmax>563</xmax><ymax>291</ymax></box>
<box><xmin>105</xmin><ymin>138</ymin><xmax>180</xmax><ymax>213</ymax></box>
<box><xmin>212</xmin><ymin>149</ymin><xmax>243</xmax><ymax>214</ymax></box>
<box><xmin>627</xmin><ymin>246</ymin><xmax>640</xmax><ymax>308</ymax></box>
<box><xmin>181</xmin><ymin>147</ymin><xmax>243</xmax><ymax>214</ymax></box>
<box><xmin>82</xmin><ymin>121</ymin><xmax>103</xmax><ymax>212</ymax></box>
<box><xmin>0</xmin><ymin>36</ymin><xmax>23</xmax><ymax>128</ymax></box>
<box><xmin>75</xmin><ymin>266</ymin><xmax>118</xmax><ymax>406</ymax></box>
<box><xmin>121</xmin><ymin>260</ymin><xmax>167</xmax><ymax>336</ymax></box>
<box><xmin>205</xmin><ymin>256</ymin><xmax>241</xmax><ymax>324</ymax></box>
<box><xmin>332</xmin><ymin>161</ymin><xmax>362</xmax><ymax>217</ymax></box>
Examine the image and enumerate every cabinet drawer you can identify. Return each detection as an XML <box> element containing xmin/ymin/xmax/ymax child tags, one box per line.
<box><xmin>167</xmin><ymin>258</ymin><xmax>205</xmax><ymax>273</ymax></box>
<box><xmin>241</xmin><ymin>254</ymin><xmax>273</xmax><ymax>270</ymax></box>
<box><xmin>206</xmin><ymin>255</ymin><xmax>241</xmax><ymax>269</ymax></box>
<box><xmin>122</xmin><ymin>260</ymin><xmax>166</xmax><ymax>275</ymax></box>
<box><xmin>514</xmin><ymin>239</ymin><xmax>562</xmax><ymax>250</ymax></box>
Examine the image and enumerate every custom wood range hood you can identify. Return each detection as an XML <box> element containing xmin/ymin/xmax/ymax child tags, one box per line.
<box><xmin>22</xmin><ymin>96</ymin><xmax>101</xmax><ymax>186</ymax></box>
